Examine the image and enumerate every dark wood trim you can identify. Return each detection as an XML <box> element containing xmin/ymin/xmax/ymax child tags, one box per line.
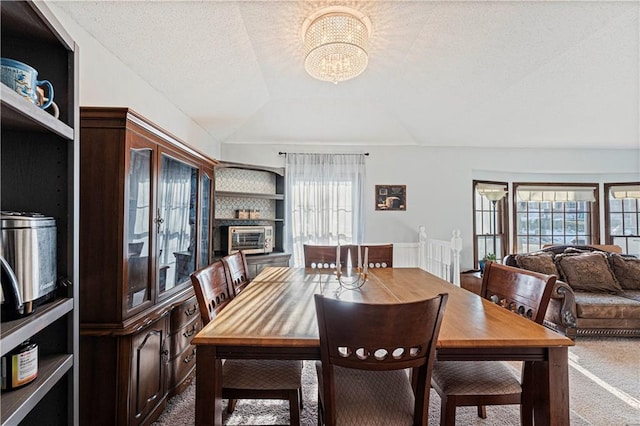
<box><xmin>603</xmin><ymin>181</ymin><xmax>640</xmax><ymax>245</ymax></box>
<box><xmin>472</xmin><ymin>179</ymin><xmax>509</xmax><ymax>266</ymax></box>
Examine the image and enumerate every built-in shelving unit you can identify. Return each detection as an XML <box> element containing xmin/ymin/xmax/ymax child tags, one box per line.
<box><xmin>214</xmin><ymin>162</ymin><xmax>286</xmax><ymax>252</ymax></box>
<box><xmin>214</xmin><ymin>162</ymin><xmax>291</xmax><ymax>277</ymax></box>
<box><xmin>0</xmin><ymin>1</ymin><xmax>79</xmax><ymax>425</ymax></box>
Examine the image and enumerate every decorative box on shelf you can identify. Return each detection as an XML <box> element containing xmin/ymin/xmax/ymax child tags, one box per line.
<box><xmin>236</xmin><ymin>209</ymin><xmax>249</xmax><ymax>219</ymax></box>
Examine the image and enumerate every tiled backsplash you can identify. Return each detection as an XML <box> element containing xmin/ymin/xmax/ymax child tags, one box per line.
<box><xmin>215</xmin><ymin>168</ymin><xmax>277</xmax><ymax>219</ymax></box>
<box><xmin>215</xmin><ymin>168</ymin><xmax>276</xmax><ymax>193</ymax></box>
<box><xmin>215</xmin><ymin>197</ymin><xmax>275</xmax><ymax>220</ymax></box>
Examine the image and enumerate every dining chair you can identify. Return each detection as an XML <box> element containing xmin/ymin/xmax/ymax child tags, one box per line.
<box><xmin>314</xmin><ymin>292</ymin><xmax>449</xmax><ymax>426</ymax></box>
<box><xmin>303</xmin><ymin>244</ymin><xmax>355</xmax><ymax>270</ymax></box>
<box><xmin>222</xmin><ymin>250</ymin><xmax>251</xmax><ymax>296</ymax></box>
<box><xmin>190</xmin><ymin>261</ymin><xmax>303</xmax><ymax>425</ymax></box>
<box><xmin>190</xmin><ymin>260</ymin><xmax>235</xmax><ymax>323</ymax></box>
<box><xmin>362</xmin><ymin>243</ymin><xmax>394</xmax><ymax>268</ymax></box>
<box><xmin>430</xmin><ymin>261</ymin><xmax>557</xmax><ymax>426</ymax></box>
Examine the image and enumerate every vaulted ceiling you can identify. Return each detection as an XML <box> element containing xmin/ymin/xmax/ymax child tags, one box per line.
<box><xmin>53</xmin><ymin>1</ymin><xmax>639</xmax><ymax>150</ymax></box>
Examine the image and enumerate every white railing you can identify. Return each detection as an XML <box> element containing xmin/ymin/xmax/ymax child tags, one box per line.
<box><xmin>418</xmin><ymin>227</ymin><xmax>462</xmax><ymax>286</ymax></box>
<box><xmin>392</xmin><ymin>242</ymin><xmax>421</xmax><ymax>267</ymax></box>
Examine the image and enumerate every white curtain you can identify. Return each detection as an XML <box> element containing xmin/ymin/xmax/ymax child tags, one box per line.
<box><xmin>158</xmin><ymin>155</ymin><xmax>197</xmax><ymax>288</ymax></box>
<box><xmin>517</xmin><ymin>186</ymin><xmax>596</xmax><ymax>202</ymax></box>
<box><xmin>285</xmin><ymin>153</ymin><xmax>366</xmax><ymax>267</ymax></box>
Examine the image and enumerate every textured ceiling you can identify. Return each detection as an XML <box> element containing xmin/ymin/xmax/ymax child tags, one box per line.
<box><xmin>53</xmin><ymin>1</ymin><xmax>639</xmax><ymax>149</ymax></box>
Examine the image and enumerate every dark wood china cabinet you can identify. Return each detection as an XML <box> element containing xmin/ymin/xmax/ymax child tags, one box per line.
<box><xmin>79</xmin><ymin>107</ymin><xmax>215</xmax><ymax>425</ymax></box>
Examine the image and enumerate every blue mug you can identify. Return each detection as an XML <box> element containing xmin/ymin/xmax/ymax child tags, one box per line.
<box><xmin>1</xmin><ymin>58</ymin><xmax>54</xmax><ymax>109</ymax></box>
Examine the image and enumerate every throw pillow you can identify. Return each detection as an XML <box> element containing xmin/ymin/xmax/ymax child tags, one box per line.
<box><xmin>609</xmin><ymin>254</ymin><xmax>640</xmax><ymax>290</ymax></box>
<box><xmin>515</xmin><ymin>252</ymin><xmax>558</xmax><ymax>276</ymax></box>
<box><xmin>555</xmin><ymin>252</ymin><xmax>623</xmax><ymax>293</ymax></box>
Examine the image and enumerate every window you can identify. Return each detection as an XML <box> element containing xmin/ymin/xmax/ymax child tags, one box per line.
<box><xmin>284</xmin><ymin>153</ymin><xmax>366</xmax><ymax>266</ymax></box>
<box><xmin>514</xmin><ymin>183</ymin><xmax>599</xmax><ymax>253</ymax></box>
<box><xmin>605</xmin><ymin>183</ymin><xmax>640</xmax><ymax>256</ymax></box>
<box><xmin>473</xmin><ymin>181</ymin><xmax>508</xmax><ymax>265</ymax></box>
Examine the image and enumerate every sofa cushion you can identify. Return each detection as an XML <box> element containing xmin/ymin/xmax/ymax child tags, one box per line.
<box><xmin>555</xmin><ymin>252</ymin><xmax>623</xmax><ymax>293</ymax></box>
<box><xmin>515</xmin><ymin>252</ymin><xmax>558</xmax><ymax>276</ymax></box>
<box><xmin>574</xmin><ymin>292</ymin><xmax>640</xmax><ymax>319</ymax></box>
<box><xmin>609</xmin><ymin>254</ymin><xmax>640</xmax><ymax>290</ymax></box>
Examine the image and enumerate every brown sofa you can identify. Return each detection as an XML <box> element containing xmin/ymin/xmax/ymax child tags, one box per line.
<box><xmin>504</xmin><ymin>245</ymin><xmax>640</xmax><ymax>339</ymax></box>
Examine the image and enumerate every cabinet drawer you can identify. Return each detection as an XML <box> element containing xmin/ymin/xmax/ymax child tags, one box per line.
<box><xmin>168</xmin><ymin>344</ymin><xmax>197</xmax><ymax>389</ymax></box>
<box><xmin>171</xmin><ymin>295</ymin><xmax>200</xmax><ymax>328</ymax></box>
<box><xmin>170</xmin><ymin>316</ymin><xmax>201</xmax><ymax>357</ymax></box>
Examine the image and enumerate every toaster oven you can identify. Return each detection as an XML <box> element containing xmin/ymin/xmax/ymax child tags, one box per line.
<box><xmin>222</xmin><ymin>225</ymin><xmax>273</xmax><ymax>255</ymax></box>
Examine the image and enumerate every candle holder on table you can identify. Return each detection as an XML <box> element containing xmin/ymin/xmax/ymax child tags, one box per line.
<box><xmin>335</xmin><ymin>245</ymin><xmax>368</xmax><ymax>290</ymax></box>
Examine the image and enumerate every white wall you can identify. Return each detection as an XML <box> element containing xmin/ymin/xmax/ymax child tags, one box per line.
<box><xmin>46</xmin><ymin>4</ymin><xmax>639</xmax><ymax>270</ymax></box>
<box><xmin>221</xmin><ymin>143</ymin><xmax>640</xmax><ymax>270</ymax></box>
<box><xmin>47</xmin><ymin>4</ymin><xmax>220</xmax><ymax>159</ymax></box>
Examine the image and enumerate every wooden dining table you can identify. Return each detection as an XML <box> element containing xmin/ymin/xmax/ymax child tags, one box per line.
<box><xmin>192</xmin><ymin>267</ymin><xmax>574</xmax><ymax>425</ymax></box>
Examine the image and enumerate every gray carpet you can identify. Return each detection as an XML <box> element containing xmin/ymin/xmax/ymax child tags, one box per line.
<box><xmin>153</xmin><ymin>338</ymin><xmax>640</xmax><ymax>425</ymax></box>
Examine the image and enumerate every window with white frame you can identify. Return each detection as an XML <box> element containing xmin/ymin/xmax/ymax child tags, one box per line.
<box><xmin>514</xmin><ymin>183</ymin><xmax>599</xmax><ymax>253</ymax></box>
<box><xmin>605</xmin><ymin>183</ymin><xmax>640</xmax><ymax>256</ymax></box>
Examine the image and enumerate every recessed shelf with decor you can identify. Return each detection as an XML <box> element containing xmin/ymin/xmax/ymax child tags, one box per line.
<box><xmin>216</xmin><ymin>191</ymin><xmax>284</xmax><ymax>200</ymax></box>
<box><xmin>214</xmin><ymin>162</ymin><xmax>290</xmax><ymax>274</ymax></box>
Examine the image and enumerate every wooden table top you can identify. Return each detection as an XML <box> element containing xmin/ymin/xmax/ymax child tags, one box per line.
<box><xmin>192</xmin><ymin>267</ymin><xmax>573</xmax><ymax>350</ymax></box>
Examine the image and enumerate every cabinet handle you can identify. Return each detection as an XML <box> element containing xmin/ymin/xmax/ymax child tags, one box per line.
<box><xmin>161</xmin><ymin>345</ymin><xmax>170</xmax><ymax>363</ymax></box>
<box><xmin>154</xmin><ymin>208</ymin><xmax>165</xmax><ymax>233</ymax></box>
<box><xmin>185</xmin><ymin>305</ymin><xmax>198</xmax><ymax>317</ymax></box>
<box><xmin>183</xmin><ymin>348</ymin><xmax>197</xmax><ymax>364</ymax></box>
<box><xmin>183</xmin><ymin>325</ymin><xmax>198</xmax><ymax>338</ymax></box>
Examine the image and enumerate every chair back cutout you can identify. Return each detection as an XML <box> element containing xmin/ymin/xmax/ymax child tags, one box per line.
<box><xmin>190</xmin><ymin>260</ymin><xmax>233</xmax><ymax>324</ymax></box>
<box><xmin>315</xmin><ymin>294</ymin><xmax>448</xmax><ymax>371</ymax></box>
<box><xmin>315</xmin><ymin>293</ymin><xmax>448</xmax><ymax>425</ymax></box>
<box><xmin>222</xmin><ymin>251</ymin><xmax>251</xmax><ymax>296</ymax></box>
<box><xmin>361</xmin><ymin>244</ymin><xmax>393</xmax><ymax>268</ymax></box>
<box><xmin>481</xmin><ymin>261</ymin><xmax>556</xmax><ymax>324</ymax></box>
<box><xmin>304</xmin><ymin>244</ymin><xmax>393</xmax><ymax>269</ymax></box>
<box><xmin>304</xmin><ymin>244</ymin><xmax>354</xmax><ymax>269</ymax></box>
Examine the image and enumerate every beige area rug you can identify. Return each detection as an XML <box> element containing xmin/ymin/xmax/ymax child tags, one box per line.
<box><xmin>153</xmin><ymin>338</ymin><xmax>640</xmax><ymax>425</ymax></box>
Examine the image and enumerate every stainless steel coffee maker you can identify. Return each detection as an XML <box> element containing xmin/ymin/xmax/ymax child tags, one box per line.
<box><xmin>1</xmin><ymin>211</ymin><xmax>57</xmax><ymax>321</ymax></box>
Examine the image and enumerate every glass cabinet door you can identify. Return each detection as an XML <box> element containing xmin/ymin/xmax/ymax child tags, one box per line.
<box><xmin>157</xmin><ymin>153</ymin><xmax>198</xmax><ymax>295</ymax></box>
<box><xmin>199</xmin><ymin>172</ymin><xmax>212</xmax><ymax>267</ymax></box>
<box><xmin>126</xmin><ymin>148</ymin><xmax>153</xmax><ymax>310</ymax></box>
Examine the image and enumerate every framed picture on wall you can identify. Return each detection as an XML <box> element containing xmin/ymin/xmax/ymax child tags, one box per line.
<box><xmin>375</xmin><ymin>185</ymin><xmax>406</xmax><ymax>211</ymax></box>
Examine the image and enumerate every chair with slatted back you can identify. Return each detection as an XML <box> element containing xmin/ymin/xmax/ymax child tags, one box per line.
<box><xmin>303</xmin><ymin>244</ymin><xmax>355</xmax><ymax>270</ymax></box>
<box><xmin>190</xmin><ymin>260</ymin><xmax>235</xmax><ymax>323</ymax></box>
<box><xmin>362</xmin><ymin>243</ymin><xmax>393</xmax><ymax>268</ymax></box>
<box><xmin>189</xmin><ymin>261</ymin><xmax>303</xmax><ymax>425</ymax></box>
<box><xmin>222</xmin><ymin>250</ymin><xmax>251</xmax><ymax>296</ymax></box>
<box><xmin>430</xmin><ymin>261</ymin><xmax>557</xmax><ymax>426</ymax></box>
<box><xmin>314</xmin><ymin>292</ymin><xmax>448</xmax><ymax>426</ymax></box>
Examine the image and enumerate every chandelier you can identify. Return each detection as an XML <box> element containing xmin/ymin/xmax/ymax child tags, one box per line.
<box><xmin>301</xmin><ymin>6</ymin><xmax>372</xmax><ymax>84</ymax></box>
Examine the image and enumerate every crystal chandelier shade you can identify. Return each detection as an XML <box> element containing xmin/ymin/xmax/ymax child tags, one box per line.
<box><xmin>302</xmin><ymin>7</ymin><xmax>372</xmax><ymax>84</ymax></box>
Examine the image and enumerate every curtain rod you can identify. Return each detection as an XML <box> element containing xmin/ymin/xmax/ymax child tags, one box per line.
<box><xmin>278</xmin><ymin>152</ymin><xmax>369</xmax><ymax>156</ymax></box>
